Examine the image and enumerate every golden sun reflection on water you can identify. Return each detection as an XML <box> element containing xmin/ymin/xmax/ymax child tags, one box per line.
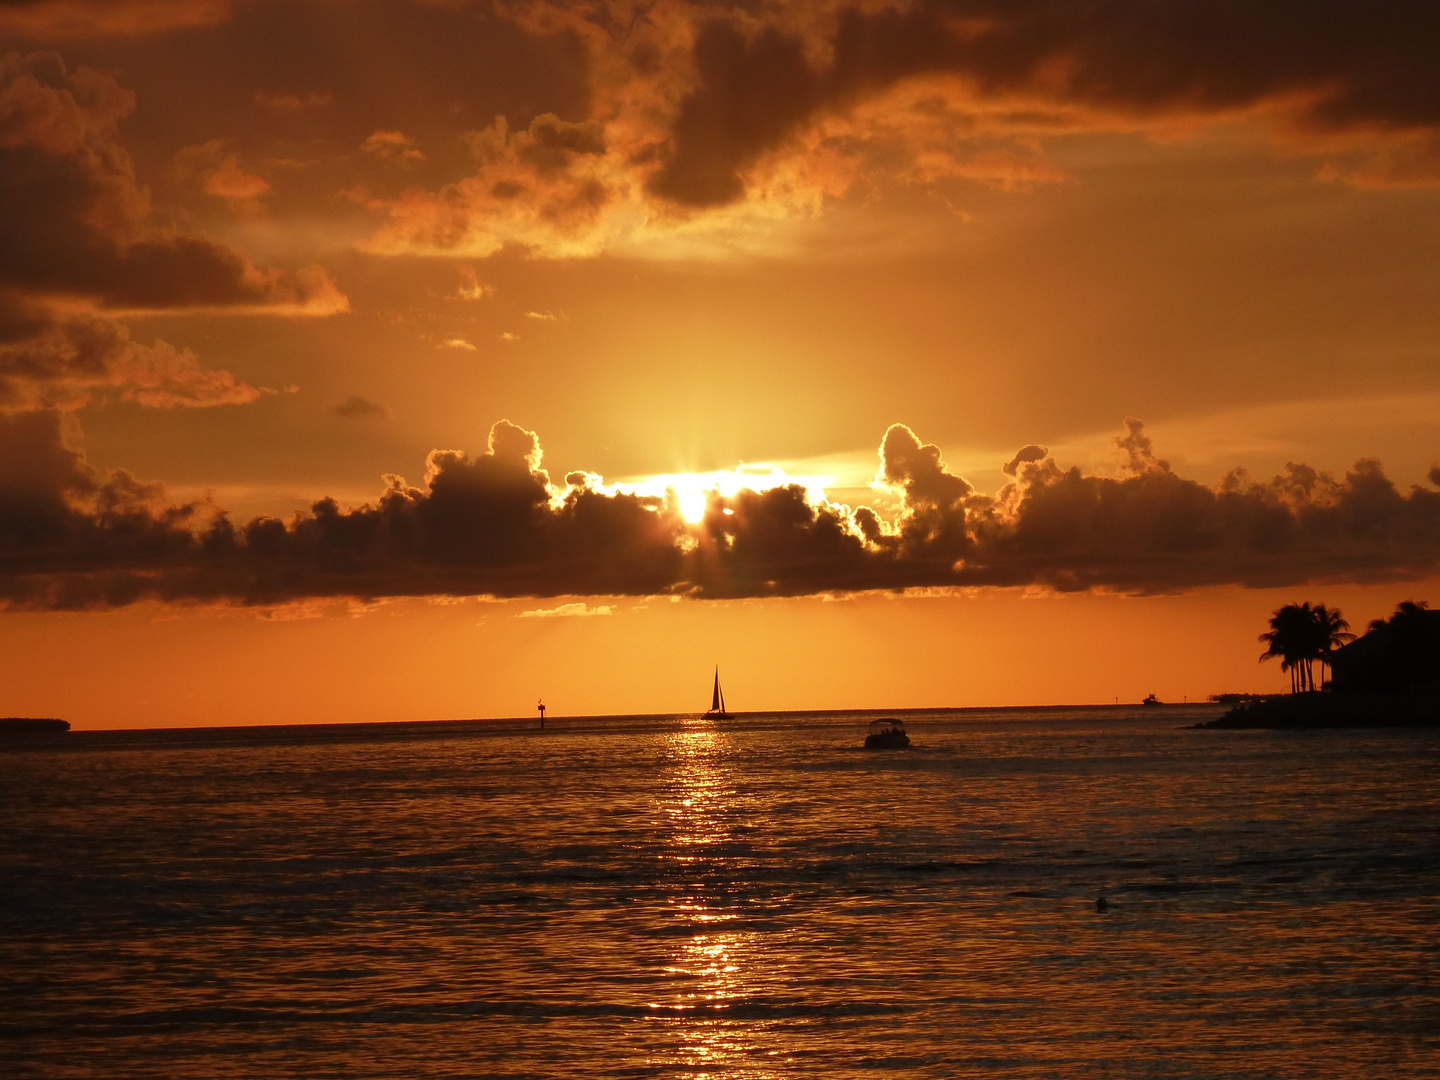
<box><xmin>647</xmin><ymin>717</ymin><xmax>778</xmax><ymax>1075</ymax></box>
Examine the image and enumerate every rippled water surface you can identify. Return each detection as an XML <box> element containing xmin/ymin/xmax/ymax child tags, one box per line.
<box><xmin>3</xmin><ymin>708</ymin><xmax>1439</xmax><ymax>1078</ymax></box>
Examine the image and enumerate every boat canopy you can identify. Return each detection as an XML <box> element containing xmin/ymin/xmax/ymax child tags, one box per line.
<box><xmin>868</xmin><ymin>718</ymin><xmax>905</xmax><ymax>731</ymax></box>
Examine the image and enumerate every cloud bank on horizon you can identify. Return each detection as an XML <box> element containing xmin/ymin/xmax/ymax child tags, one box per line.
<box><xmin>2</xmin><ymin>411</ymin><xmax>1437</xmax><ymax>611</ymax></box>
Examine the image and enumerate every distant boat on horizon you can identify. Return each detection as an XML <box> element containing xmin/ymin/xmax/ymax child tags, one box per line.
<box><xmin>706</xmin><ymin>667</ymin><xmax>732</xmax><ymax>718</ymax></box>
<box><xmin>1142</xmin><ymin>693</ymin><xmax>1162</xmax><ymax>706</ymax></box>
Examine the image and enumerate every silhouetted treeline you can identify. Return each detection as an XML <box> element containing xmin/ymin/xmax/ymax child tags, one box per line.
<box><xmin>1332</xmin><ymin>601</ymin><xmax>1440</xmax><ymax>695</ymax></box>
<box><xmin>1259</xmin><ymin>601</ymin><xmax>1353</xmax><ymax>693</ymax></box>
<box><xmin>1258</xmin><ymin>599</ymin><xmax>1438</xmax><ymax>696</ymax></box>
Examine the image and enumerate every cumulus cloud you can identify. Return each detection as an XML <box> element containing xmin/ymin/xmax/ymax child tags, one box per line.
<box><xmin>1003</xmin><ymin>444</ymin><xmax>1048</xmax><ymax>477</ymax></box>
<box><xmin>3</xmin><ymin>411</ymin><xmax>1439</xmax><ymax>611</ymax></box>
<box><xmin>361</xmin><ymin>129</ymin><xmax>424</xmax><ymax>162</ymax></box>
<box><xmin>520</xmin><ymin>602</ymin><xmax>614</xmax><ymax>618</ymax></box>
<box><xmin>0</xmin><ymin>53</ymin><xmax>343</xmax><ymax>313</ymax></box>
<box><xmin>0</xmin><ymin>52</ymin><xmax>346</xmax><ymax>410</ymax></box>
<box><xmin>453</xmin><ymin>266</ymin><xmax>494</xmax><ymax>301</ymax></box>
<box><xmin>0</xmin><ymin>307</ymin><xmax>262</xmax><ymax>410</ymax></box>
<box><xmin>174</xmin><ymin>139</ymin><xmax>271</xmax><ymax>216</ymax></box>
<box><xmin>356</xmin><ymin>1</ymin><xmax>1440</xmax><ymax>258</ymax></box>
<box><xmin>363</xmin><ymin>111</ymin><xmax>620</xmax><ymax>258</ymax></box>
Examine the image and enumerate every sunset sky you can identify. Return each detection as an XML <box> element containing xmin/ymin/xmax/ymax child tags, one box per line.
<box><xmin>3</xmin><ymin>0</ymin><xmax>1439</xmax><ymax>727</ymax></box>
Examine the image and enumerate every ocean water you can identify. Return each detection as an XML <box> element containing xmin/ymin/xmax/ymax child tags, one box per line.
<box><xmin>2</xmin><ymin>707</ymin><xmax>1438</xmax><ymax>1079</ymax></box>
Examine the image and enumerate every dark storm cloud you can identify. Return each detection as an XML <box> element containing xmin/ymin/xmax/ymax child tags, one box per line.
<box><xmin>649</xmin><ymin>19</ymin><xmax>822</xmax><ymax>206</ymax></box>
<box><xmin>361</xmin><ymin>0</ymin><xmax>1440</xmax><ymax>253</ymax></box>
<box><xmin>966</xmin><ymin>449</ymin><xmax>1440</xmax><ymax>593</ymax></box>
<box><xmin>3</xmin><ymin>413</ymin><xmax>1439</xmax><ymax>611</ymax></box>
<box><xmin>0</xmin><ymin>409</ymin><xmax>202</xmax><ymax>608</ymax></box>
<box><xmin>332</xmin><ymin>395</ymin><xmax>390</xmax><ymax>419</ymax></box>
<box><xmin>8</xmin><ymin>2</ymin><xmax>1438</xmax><ymax>264</ymax></box>
<box><xmin>0</xmin><ymin>51</ymin><xmax>345</xmax><ymax>407</ymax></box>
<box><xmin>0</xmin><ymin>415</ymin><xmax>686</xmax><ymax>609</ymax></box>
<box><xmin>0</xmin><ymin>51</ymin><xmax>343</xmax><ymax>312</ymax></box>
<box><xmin>647</xmin><ymin>0</ymin><xmax>1440</xmax><ymax>206</ymax></box>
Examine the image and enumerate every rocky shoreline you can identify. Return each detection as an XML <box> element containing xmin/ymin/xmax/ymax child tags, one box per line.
<box><xmin>0</xmin><ymin>717</ymin><xmax>71</xmax><ymax>738</ymax></box>
<box><xmin>1196</xmin><ymin>693</ymin><xmax>1440</xmax><ymax>730</ymax></box>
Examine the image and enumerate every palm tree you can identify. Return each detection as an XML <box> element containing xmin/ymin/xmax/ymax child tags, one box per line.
<box><xmin>1310</xmin><ymin>603</ymin><xmax>1354</xmax><ymax>689</ymax></box>
<box><xmin>1260</xmin><ymin>602</ymin><xmax>1316</xmax><ymax>693</ymax></box>
<box><xmin>1368</xmin><ymin>599</ymin><xmax>1431</xmax><ymax>633</ymax></box>
<box><xmin>1367</xmin><ymin>600</ymin><xmax>1436</xmax><ymax>690</ymax></box>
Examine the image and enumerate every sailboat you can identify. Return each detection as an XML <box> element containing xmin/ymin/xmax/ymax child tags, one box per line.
<box><xmin>706</xmin><ymin>666</ymin><xmax>732</xmax><ymax>718</ymax></box>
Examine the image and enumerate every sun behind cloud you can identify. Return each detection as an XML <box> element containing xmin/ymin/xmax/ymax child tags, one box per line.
<box><xmin>598</xmin><ymin>468</ymin><xmax>837</xmax><ymax>524</ymax></box>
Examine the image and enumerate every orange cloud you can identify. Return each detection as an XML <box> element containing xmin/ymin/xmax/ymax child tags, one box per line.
<box><xmin>0</xmin><ymin>54</ymin><xmax>347</xmax><ymax>408</ymax></box>
<box><xmin>453</xmin><ymin>266</ymin><xmax>494</xmax><ymax>300</ymax></box>
<box><xmin>0</xmin><ymin>313</ymin><xmax>262</xmax><ymax>411</ymax></box>
<box><xmin>356</xmin><ymin>1</ymin><xmax>1440</xmax><ymax>259</ymax></box>
<box><xmin>361</xmin><ymin>129</ymin><xmax>425</xmax><ymax>162</ymax></box>
<box><xmin>0</xmin><ymin>54</ymin><xmax>345</xmax><ymax>311</ymax></box>
<box><xmin>175</xmin><ymin>139</ymin><xmax>272</xmax><ymax>216</ymax></box>
<box><xmin>362</xmin><ymin>113</ymin><xmax>624</xmax><ymax>258</ymax></box>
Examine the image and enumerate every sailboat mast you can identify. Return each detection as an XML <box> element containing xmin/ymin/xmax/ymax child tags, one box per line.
<box><xmin>711</xmin><ymin>667</ymin><xmax>721</xmax><ymax>713</ymax></box>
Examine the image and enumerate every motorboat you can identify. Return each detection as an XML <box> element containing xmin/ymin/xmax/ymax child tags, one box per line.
<box><xmin>864</xmin><ymin>718</ymin><xmax>910</xmax><ymax>748</ymax></box>
<box><xmin>1142</xmin><ymin>693</ymin><xmax>1162</xmax><ymax>706</ymax></box>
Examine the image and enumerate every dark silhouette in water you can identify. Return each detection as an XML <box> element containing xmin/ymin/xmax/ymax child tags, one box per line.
<box><xmin>864</xmin><ymin>718</ymin><xmax>910</xmax><ymax>749</ymax></box>
<box><xmin>538</xmin><ymin>700</ymin><xmax>546</xmax><ymax>729</ymax></box>
<box><xmin>1096</xmin><ymin>896</ymin><xmax>1109</xmax><ymax>913</ymax></box>
<box><xmin>706</xmin><ymin>668</ymin><xmax>732</xmax><ymax>718</ymax></box>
